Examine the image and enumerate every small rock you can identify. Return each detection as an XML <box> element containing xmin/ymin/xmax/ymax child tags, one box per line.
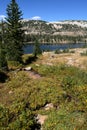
<box><xmin>44</xmin><ymin>103</ymin><xmax>54</xmax><ymax>110</ymax></box>
<box><xmin>24</xmin><ymin>66</ymin><xmax>32</xmax><ymax>71</ymax></box>
<box><xmin>36</xmin><ymin>114</ymin><xmax>48</xmax><ymax>125</ymax></box>
<box><xmin>9</xmin><ymin>91</ymin><xmax>13</xmax><ymax>94</ymax></box>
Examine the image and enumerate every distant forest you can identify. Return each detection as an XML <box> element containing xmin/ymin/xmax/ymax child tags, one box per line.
<box><xmin>24</xmin><ymin>34</ymin><xmax>87</xmax><ymax>44</ymax></box>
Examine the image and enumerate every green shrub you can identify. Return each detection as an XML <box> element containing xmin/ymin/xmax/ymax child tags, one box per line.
<box><xmin>43</xmin><ymin>109</ymin><xmax>87</xmax><ymax>130</ymax></box>
<box><xmin>0</xmin><ymin>103</ymin><xmax>37</xmax><ymax>129</ymax></box>
<box><xmin>55</xmin><ymin>49</ymin><xmax>61</xmax><ymax>54</ymax></box>
<box><xmin>80</xmin><ymin>50</ymin><xmax>87</xmax><ymax>56</ymax></box>
<box><xmin>8</xmin><ymin>61</ymin><xmax>22</xmax><ymax>70</ymax></box>
<box><xmin>0</xmin><ymin>105</ymin><xmax>9</xmax><ymax>128</ymax></box>
<box><xmin>55</xmin><ymin>49</ymin><xmax>70</xmax><ymax>54</ymax></box>
<box><xmin>70</xmin><ymin>50</ymin><xmax>75</xmax><ymax>53</ymax></box>
<box><xmin>63</xmin><ymin>48</ymin><xmax>69</xmax><ymax>53</ymax></box>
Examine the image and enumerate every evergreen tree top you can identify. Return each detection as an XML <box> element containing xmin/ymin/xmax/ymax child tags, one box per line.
<box><xmin>6</xmin><ymin>0</ymin><xmax>23</xmax><ymax>24</ymax></box>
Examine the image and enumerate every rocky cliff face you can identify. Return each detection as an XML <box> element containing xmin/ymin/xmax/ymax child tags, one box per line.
<box><xmin>21</xmin><ymin>20</ymin><xmax>87</xmax><ymax>36</ymax></box>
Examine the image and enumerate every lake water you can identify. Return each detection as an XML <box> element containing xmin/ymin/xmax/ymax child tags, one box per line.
<box><xmin>24</xmin><ymin>43</ymin><xmax>87</xmax><ymax>54</ymax></box>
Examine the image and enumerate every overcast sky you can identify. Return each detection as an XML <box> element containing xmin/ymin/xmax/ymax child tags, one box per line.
<box><xmin>0</xmin><ymin>0</ymin><xmax>87</xmax><ymax>21</ymax></box>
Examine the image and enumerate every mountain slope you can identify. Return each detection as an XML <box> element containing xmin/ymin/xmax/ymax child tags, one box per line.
<box><xmin>0</xmin><ymin>20</ymin><xmax>87</xmax><ymax>43</ymax></box>
<box><xmin>22</xmin><ymin>20</ymin><xmax>87</xmax><ymax>36</ymax></box>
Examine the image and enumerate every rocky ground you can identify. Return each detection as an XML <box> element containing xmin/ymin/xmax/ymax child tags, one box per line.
<box><xmin>35</xmin><ymin>48</ymin><xmax>87</xmax><ymax>70</ymax></box>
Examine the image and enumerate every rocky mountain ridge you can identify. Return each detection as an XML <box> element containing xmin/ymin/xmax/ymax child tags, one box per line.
<box><xmin>22</xmin><ymin>20</ymin><xmax>87</xmax><ymax>36</ymax></box>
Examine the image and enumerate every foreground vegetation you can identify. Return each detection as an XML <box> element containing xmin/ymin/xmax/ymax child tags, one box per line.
<box><xmin>0</xmin><ymin>53</ymin><xmax>87</xmax><ymax>129</ymax></box>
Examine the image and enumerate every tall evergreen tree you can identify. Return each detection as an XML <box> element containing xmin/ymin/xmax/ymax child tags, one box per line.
<box><xmin>6</xmin><ymin>0</ymin><xmax>24</xmax><ymax>62</ymax></box>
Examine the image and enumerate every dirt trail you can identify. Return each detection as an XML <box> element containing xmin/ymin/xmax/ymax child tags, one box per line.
<box><xmin>28</xmin><ymin>70</ymin><xmax>42</xmax><ymax>79</ymax></box>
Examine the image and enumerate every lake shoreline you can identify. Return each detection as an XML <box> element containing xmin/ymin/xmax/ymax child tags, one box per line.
<box><xmin>24</xmin><ymin>42</ymin><xmax>87</xmax><ymax>45</ymax></box>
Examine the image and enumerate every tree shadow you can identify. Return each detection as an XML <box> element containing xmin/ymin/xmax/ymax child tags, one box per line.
<box><xmin>0</xmin><ymin>71</ymin><xmax>8</xmax><ymax>83</ymax></box>
<box><xmin>31</xmin><ymin>122</ymin><xmax>41</xmax><ymax>130</ymax></box>
<box><xmin>24</xmin><ymin>55</ymin><xmax>37</xmax><ymax>65</ymax></box>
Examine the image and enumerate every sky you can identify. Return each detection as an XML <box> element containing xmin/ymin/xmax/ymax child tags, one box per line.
<box><xmin>0</xmin><ymin>0</ymin><xmax>87</xmax><ymax>22</ymax></box>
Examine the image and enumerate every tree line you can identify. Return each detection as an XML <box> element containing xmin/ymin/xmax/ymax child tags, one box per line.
<box><xmin>24</xmin><ymin>34</ymin><xmax>87</xmax><ymax>44</ymax></box>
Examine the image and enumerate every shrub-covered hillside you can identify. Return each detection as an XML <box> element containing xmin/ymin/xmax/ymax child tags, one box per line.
<box><xmin>0</xmin><ymin>50</ymin><xmax>87</xmax><ymax>129</ymax></box>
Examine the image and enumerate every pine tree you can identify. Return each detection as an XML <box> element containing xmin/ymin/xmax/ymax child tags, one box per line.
<box><xmin>6</xmin><ymin>0</ymin><xmax>24</xmax><ymax>62</ymax></box>
<box><xmin>33</xmin><ymin>39</ymin><xmax>42</xmax><ymax>57</ymax></box>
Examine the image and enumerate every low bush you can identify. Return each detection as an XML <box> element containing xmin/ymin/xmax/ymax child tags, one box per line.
<box><xmin>7</xmin><ymin>61</ymin><xmax>22</xmax><ymax>70</ymax></box>
<box><xmin>80</xmin><ymin>50</ymin><xmax>87</xmax><ymax>56</ymax></box>
<box><xmin>43</xmin><ymin>109</ymin><xmax>87</xmax><ymax>130</ymax></box>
